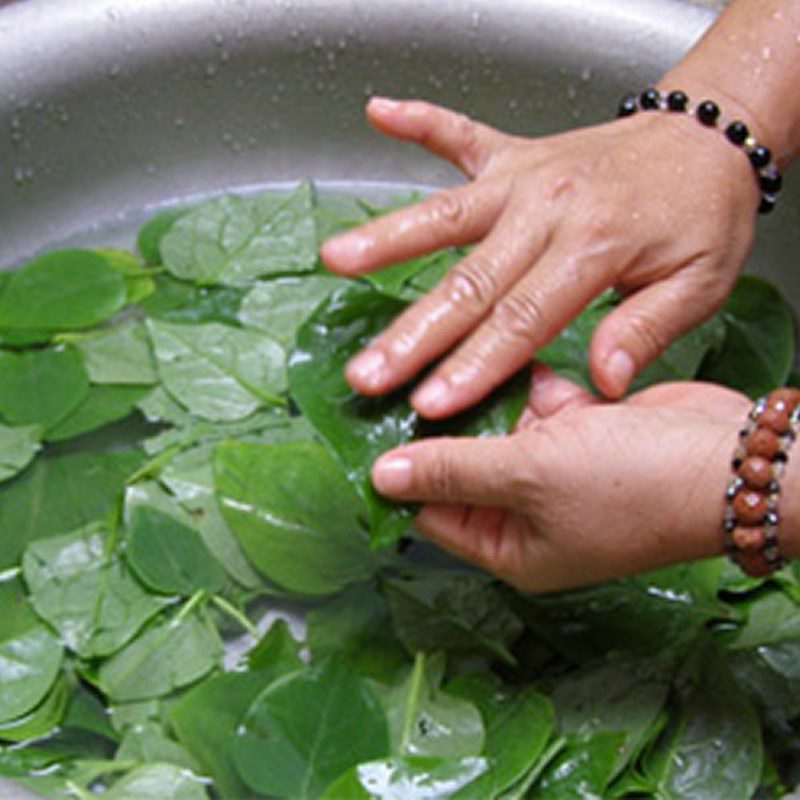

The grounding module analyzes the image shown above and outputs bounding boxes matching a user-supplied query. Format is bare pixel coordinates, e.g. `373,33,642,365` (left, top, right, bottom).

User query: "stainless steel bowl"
0,1,795,797
1,0,797,305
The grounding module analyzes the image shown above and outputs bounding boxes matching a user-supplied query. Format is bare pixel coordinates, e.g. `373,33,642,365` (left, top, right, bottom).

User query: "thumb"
589,267,729,399
371,436,520,508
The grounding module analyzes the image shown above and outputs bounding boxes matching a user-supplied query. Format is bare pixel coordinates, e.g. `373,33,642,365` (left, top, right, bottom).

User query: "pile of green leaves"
0,182,799,800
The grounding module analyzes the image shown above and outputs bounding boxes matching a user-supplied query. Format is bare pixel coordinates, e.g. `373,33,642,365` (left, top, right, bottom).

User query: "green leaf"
0,607,63,724
215,440,383,595
169,671,277,800
509,560,729,661
365,249,461,301
0,449,145,570
446,674,554,800
94,606,222,703
532,732,626,799
147,319,286,421
72,323,158,385
140,275,245,326
549,656,670,782
238,274,346,349
0,675,69,743
0,249,127,331
102,763,210,799
537,291,725,394
0,346,89,431
125,505,227,596
727,588,800,649
382,573,524,666
322,756,490,800
115,721,200,772
698,275,796,397
45,384,150,443
233,659,389,799
137,206,191,265
380,653,485,759
639,640,762,800
23,523,167,659
96,248,156,304
289,283,417,546
0,423,41,483
160,184,317,286
306,581,407,681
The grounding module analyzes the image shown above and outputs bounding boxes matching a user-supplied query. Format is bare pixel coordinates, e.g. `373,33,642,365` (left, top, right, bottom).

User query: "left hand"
371,368,750,593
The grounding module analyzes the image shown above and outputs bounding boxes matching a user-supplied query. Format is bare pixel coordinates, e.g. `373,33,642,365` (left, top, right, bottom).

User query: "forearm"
659,0,800,168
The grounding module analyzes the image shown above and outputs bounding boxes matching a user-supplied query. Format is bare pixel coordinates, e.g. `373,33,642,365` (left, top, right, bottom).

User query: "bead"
760,406,791,435
767,388,800,410
765,510,780,527
746,428,781,459
732,490,767,524
775,449,789,463
725,121,749,145
732,526,766,552
639,88,660,110
617,94,638,118
735,550,773,578
768,480,781,494
738,456,774,489
759,195,777,214
749,145,772,169
760,171,783,194
696,100,720,126
666,90,688,111
726,477,744,500
724,517,737,533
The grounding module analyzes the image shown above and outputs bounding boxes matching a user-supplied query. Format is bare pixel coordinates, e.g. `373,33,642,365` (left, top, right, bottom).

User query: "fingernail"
373,455,412,495
369,96,401,112
606,349,635,394
321,235,372,271
412,376,450,414
348,349,387,388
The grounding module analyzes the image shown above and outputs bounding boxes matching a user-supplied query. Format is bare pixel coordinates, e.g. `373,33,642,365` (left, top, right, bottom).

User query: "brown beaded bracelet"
723,387,800,577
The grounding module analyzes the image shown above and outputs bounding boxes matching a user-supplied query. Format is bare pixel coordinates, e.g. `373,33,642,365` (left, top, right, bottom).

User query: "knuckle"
626,311,669,357
424,450,459,498
442,258,499,317
429,189,471,234
490,287,552,343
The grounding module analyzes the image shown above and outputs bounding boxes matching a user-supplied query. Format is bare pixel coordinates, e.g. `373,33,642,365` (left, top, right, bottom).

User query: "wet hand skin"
371,371,753,593
321,97,757,419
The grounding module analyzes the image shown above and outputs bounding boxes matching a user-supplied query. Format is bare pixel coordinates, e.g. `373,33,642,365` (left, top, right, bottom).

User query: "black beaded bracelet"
617,87,782,214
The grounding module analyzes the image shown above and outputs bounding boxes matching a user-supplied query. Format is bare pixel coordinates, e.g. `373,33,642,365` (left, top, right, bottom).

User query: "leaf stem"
212,594,260,639
65,781,94,800
174,589,206,626
0,566,21,583
400,652,426,753
505,736,567,798
126,443,187,484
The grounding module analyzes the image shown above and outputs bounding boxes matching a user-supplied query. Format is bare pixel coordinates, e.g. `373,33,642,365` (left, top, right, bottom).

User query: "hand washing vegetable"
0,183,797,799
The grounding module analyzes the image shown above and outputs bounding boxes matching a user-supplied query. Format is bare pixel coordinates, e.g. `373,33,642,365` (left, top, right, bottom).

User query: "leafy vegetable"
147,319,286,421
233,659,389,798
0,249,127,331
0,184,796,800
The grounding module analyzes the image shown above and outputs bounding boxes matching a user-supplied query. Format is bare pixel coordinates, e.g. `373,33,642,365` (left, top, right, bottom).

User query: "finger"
526,363,597,420
411,239,614,419
365,97,504,178
588,262,731,399
321,178,507,276
346,204,548,395
371,437,520,508
414,503,519,574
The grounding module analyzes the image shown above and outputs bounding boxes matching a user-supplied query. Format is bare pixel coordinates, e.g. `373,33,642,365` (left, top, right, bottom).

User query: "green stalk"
400,652,427,753
212,595,260,639
126,443,187,485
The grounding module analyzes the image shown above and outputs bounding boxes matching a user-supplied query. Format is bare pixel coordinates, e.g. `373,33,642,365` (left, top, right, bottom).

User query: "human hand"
321,98,759,418
370,368,751,593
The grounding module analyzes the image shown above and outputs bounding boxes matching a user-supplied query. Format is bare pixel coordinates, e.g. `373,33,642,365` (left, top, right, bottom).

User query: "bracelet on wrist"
723,388,800,577
617,87,783,214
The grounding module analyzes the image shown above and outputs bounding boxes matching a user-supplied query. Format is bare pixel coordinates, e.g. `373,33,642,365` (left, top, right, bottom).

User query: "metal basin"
1,0,797,305
0,1,794,798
